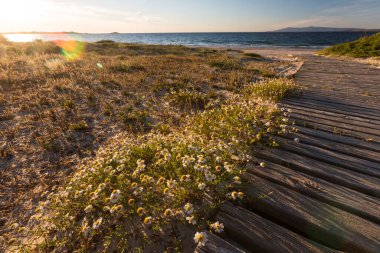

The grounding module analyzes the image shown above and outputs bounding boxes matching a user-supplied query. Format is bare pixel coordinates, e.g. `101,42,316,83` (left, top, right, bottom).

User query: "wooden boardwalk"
197,56,380,253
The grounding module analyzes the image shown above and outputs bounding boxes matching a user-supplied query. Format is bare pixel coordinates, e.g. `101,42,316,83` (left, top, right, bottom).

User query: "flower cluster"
7,86,288,251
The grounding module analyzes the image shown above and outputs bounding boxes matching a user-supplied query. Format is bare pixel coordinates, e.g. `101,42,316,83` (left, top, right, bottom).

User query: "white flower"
260,162,266,168
136,159,146,171
205,172,216,182
182,155,191,167
198,183,206,190
110,190,121,203
197,155,206,164
167,179,177,188
194,232,208,246
215,156,222,163
84,205,93,213
186,216,197,225
194,163,202,172
184,203,194,215
210,221,224,233
294,138,300,143
224,162,233,173
92,217,103,230
233,176,241,184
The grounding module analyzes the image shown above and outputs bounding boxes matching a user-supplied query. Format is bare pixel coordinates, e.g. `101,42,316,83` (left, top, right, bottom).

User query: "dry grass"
0,37,298,251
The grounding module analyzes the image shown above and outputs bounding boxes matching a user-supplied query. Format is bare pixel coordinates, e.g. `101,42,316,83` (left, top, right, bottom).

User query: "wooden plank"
195,232,246,253
284,100,380,122
274,137,380,178
300,93,380,111
296,126,380,152
288,113,380,136
285,99,380,120
283,132,380,163
245,162,380,224
217,203,340,253
281,103,380,126
242,174,380,253
291,118,380,143
253,147,380,197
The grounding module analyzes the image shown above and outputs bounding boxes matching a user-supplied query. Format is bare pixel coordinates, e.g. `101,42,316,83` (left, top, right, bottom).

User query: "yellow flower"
144,216,152,225
164,209,173,217
163,188,170,194
238,192,244,199
128,198,135,205
157,177,165,185
260,162,266,167
231,191,238,200
9,223,19,229
84,205,93,213
137,207,144,216
18,227,26,233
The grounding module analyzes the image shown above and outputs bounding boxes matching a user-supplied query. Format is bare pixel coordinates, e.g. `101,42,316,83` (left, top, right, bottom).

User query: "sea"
3,32,377,49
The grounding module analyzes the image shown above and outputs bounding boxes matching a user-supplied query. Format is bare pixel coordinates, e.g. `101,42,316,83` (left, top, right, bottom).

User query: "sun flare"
0,0,46,25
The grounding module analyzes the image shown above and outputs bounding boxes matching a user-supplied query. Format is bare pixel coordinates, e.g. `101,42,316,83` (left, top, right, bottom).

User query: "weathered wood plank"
217,203,340,253
284,100,380,122
242,174,380,253
283,132,380,163
282,105,380,129
245,162,380,224
285,99,380,119
296,126,380,152
273,137,380,177
195,232,247,253
289,113,380,137
281,103,380,126
253,147,380,197
292,118,380,143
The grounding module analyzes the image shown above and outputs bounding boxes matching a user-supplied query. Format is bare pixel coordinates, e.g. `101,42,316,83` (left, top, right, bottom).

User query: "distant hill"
272,26,380,32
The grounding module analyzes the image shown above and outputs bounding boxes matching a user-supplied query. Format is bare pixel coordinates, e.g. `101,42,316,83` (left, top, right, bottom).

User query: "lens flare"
53,34,85,60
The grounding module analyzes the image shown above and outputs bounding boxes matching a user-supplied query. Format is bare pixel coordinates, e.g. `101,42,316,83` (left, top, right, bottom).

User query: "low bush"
319,32,380,58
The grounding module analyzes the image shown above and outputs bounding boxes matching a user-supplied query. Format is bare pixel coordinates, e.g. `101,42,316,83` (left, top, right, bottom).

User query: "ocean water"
3,32,377,49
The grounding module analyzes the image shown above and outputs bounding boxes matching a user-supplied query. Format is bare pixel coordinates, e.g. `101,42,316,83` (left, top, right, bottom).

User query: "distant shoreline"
2,32,375,51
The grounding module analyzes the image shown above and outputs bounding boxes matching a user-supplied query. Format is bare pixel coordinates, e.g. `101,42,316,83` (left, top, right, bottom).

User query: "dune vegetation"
319,32,380,58
0,36,298,252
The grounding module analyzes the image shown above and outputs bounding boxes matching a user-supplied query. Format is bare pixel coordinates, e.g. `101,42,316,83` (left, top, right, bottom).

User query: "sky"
0,0,379,33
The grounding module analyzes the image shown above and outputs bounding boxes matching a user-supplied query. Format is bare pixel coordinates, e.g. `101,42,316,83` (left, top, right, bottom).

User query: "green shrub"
208,56,241,70
244,53,262,58
320,32,380,58
167,89,210,110
246,78,296,102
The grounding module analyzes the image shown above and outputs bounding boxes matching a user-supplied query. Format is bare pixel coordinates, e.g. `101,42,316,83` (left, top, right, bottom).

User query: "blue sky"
0,0,379,32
